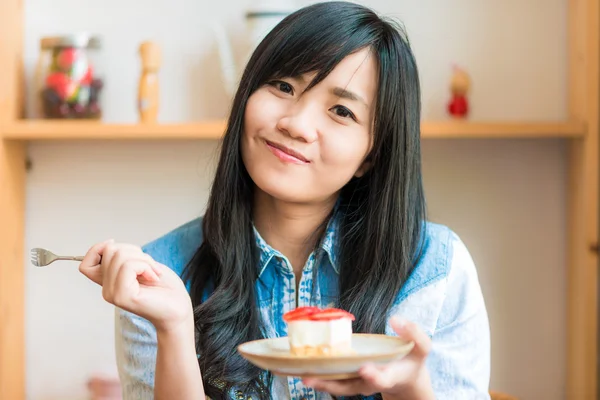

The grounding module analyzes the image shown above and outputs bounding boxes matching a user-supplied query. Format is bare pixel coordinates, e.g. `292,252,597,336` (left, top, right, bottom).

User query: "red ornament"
448,94,468,117
447,65,471,119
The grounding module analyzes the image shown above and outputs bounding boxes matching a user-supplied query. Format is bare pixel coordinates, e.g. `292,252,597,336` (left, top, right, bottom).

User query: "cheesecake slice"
283,306,355,356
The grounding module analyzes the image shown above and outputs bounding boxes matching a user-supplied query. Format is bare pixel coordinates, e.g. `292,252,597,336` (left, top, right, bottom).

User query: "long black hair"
183,2,426,399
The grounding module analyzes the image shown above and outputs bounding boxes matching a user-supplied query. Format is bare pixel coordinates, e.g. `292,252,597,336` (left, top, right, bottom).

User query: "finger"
78,239,114,285
114,244,162,276
140,268,160,283
303,378,374,396
150,261,172,276
105,244,158,284
109,244,162,278
100,242,122,300
148,258,163,276
103,245,159,300
134,252,160,282
359,363,402,392
390,316,431,360
107,258,159,309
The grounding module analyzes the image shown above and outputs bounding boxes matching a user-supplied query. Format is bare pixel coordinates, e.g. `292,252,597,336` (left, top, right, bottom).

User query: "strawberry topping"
283,306,355,322
308,308,355,321
283,306,320,322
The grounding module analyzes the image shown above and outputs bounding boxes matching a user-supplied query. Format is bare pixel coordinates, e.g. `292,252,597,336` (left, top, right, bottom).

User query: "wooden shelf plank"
1,120,227,140
422,121,586,138
0,119,587,140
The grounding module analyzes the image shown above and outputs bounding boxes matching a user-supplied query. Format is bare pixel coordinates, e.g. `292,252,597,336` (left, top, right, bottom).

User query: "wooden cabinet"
0,0,598,399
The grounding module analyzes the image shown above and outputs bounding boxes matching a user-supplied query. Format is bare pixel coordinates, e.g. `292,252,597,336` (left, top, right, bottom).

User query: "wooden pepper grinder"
138,41,161,123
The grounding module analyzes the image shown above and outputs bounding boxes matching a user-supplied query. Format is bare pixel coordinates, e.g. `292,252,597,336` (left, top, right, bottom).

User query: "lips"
265,140,310,164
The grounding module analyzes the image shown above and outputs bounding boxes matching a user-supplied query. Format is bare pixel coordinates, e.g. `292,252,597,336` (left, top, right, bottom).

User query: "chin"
254,176,315,203
243,149,342,204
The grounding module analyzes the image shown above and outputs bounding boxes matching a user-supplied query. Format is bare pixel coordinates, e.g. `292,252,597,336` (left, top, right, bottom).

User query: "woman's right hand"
78,239,193,334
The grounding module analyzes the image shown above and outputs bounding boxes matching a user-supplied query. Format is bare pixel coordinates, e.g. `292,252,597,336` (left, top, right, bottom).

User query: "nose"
276,107,318,143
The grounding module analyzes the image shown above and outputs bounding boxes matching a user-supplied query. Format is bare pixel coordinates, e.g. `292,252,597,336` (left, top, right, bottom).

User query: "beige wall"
23,0,568,399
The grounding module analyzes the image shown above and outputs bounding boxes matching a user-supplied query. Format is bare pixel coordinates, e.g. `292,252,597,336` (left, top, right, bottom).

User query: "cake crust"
289,342,354,357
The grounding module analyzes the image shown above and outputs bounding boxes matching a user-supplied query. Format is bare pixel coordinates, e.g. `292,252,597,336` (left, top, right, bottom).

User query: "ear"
354,158,372,178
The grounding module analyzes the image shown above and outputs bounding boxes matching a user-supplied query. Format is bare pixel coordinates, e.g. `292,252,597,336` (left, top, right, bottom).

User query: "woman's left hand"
303,317,435,400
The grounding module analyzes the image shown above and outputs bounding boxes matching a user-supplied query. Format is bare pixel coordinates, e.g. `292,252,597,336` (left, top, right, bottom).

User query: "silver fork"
30,248,84,267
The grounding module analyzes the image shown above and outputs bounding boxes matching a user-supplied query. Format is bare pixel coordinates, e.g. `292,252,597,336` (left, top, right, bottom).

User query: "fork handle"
59,256,85,262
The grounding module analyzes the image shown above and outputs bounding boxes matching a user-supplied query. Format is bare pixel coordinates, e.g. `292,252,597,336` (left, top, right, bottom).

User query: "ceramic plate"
237,334,414,380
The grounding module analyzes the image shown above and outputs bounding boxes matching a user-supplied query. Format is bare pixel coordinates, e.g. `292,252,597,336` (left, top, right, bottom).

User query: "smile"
265,140,310,164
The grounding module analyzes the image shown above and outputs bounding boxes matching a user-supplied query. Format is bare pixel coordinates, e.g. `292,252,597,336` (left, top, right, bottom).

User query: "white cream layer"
287,318,352,347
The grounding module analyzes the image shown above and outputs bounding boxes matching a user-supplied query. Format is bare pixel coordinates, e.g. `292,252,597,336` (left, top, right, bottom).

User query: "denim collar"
253,210,340,277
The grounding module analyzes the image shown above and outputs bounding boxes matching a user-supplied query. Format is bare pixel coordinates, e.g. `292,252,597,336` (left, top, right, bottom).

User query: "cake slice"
283,306,355,356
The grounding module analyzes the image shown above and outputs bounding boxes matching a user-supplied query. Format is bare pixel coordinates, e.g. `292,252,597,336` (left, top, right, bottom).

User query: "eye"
270,80,294,95
330,105,357,121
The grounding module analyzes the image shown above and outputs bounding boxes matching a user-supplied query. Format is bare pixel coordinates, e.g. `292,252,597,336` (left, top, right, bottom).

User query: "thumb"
79,239,114,285
390,316,431,361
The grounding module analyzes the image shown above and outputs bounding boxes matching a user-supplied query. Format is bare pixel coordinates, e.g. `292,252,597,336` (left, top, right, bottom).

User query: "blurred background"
9,0,580,398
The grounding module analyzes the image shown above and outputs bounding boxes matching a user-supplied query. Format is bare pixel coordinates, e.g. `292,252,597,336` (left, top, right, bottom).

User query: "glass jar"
35,34,103,119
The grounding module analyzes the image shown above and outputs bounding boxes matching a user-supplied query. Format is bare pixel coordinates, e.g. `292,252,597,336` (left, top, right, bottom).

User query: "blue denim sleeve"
426,233,491,399
114,307,157,399
113,218,202,399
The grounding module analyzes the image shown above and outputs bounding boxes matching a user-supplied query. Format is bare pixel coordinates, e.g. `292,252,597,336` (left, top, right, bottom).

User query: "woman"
79,2,491,399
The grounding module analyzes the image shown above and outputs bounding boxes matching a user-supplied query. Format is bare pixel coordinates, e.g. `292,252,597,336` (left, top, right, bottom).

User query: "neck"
253,188,337,276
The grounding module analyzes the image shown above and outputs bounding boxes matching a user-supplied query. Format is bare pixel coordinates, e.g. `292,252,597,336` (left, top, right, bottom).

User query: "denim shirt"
115,216,491,400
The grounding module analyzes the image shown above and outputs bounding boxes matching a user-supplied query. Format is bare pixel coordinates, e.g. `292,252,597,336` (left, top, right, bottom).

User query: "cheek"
241,93,268,162
244,94,263,138
241,91,285,183
244,89,284,137
320,132,371,173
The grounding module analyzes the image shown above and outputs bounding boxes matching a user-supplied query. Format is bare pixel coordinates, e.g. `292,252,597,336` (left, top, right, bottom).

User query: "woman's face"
241,48,377,204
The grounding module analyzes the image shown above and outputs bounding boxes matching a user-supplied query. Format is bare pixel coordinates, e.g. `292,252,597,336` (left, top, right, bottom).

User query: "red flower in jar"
81,65,94,85
39,34,103,119
56,48,78,71
45,71,77,100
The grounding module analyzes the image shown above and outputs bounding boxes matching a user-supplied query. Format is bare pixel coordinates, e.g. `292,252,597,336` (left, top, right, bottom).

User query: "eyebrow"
331,87,369,108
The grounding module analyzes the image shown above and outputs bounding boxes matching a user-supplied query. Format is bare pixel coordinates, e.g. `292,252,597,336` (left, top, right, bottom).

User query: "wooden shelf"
0,119,587,140
422,121,586,138
1,0,599,399
0,120,227,140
